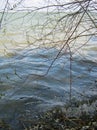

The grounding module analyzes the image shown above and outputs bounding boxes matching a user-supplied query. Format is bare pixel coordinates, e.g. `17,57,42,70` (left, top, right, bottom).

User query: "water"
0,12,97,129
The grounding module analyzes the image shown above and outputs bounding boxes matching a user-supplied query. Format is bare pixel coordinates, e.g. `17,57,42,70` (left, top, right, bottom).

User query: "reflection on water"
0,12,97,129
0,40,97,127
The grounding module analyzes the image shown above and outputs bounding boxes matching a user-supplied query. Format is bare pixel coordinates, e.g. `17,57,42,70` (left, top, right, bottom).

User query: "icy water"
0,12,97,129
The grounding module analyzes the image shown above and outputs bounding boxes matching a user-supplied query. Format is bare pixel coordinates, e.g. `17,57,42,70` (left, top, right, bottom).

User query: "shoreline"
0,98,97,130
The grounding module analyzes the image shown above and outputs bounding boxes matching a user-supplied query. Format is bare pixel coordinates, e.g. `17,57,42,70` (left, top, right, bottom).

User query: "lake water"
0,12,97,129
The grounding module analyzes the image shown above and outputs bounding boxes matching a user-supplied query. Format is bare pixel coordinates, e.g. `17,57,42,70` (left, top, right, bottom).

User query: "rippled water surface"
0,12,97,129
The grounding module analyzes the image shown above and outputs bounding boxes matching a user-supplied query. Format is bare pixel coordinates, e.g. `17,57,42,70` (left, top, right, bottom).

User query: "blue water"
0,45,97,107
0,12,97,129
0,42,97,129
